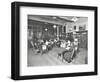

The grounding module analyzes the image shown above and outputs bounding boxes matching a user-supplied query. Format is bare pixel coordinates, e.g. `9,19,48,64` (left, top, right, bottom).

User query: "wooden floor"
27,47,88,67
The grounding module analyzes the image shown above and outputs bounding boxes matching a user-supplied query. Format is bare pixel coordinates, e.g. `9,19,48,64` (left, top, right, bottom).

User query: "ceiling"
28,15,87,25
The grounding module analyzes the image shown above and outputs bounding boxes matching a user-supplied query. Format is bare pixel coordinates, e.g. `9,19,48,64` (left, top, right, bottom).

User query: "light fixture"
53,25,56,29
72,17,78,22
45,28,48,31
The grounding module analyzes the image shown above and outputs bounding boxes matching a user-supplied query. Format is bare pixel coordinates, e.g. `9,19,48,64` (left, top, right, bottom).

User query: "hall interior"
27,15,88,66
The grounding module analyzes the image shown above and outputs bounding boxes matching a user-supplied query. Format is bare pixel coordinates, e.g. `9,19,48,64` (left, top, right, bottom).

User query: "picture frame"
11,1,98,80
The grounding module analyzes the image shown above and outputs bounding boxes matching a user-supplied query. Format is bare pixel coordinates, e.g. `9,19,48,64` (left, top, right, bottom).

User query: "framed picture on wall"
11,1,98,80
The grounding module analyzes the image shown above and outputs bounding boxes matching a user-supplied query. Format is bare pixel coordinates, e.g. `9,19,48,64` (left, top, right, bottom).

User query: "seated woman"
58,40,74,63
41,42,48,55
66,40,72,50
60,40,66,48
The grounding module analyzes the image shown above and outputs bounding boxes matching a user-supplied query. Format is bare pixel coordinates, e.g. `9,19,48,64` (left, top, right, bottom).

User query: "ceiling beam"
28,15,72,25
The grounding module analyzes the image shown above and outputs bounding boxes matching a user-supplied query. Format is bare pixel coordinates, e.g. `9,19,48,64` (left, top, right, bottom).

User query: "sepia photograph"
27,15,88,66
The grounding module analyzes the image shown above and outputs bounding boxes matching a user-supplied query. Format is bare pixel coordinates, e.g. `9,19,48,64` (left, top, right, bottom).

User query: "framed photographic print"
11,1,98,80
